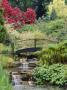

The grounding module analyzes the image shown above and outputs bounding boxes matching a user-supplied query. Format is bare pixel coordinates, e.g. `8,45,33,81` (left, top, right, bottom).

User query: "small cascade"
9,57,37,86
19,58,29,71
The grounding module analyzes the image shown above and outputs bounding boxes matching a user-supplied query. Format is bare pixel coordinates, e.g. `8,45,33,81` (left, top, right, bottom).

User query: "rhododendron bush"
1,0,36,28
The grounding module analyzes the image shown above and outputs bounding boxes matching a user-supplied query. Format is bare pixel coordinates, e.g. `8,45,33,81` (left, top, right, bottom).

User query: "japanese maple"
1,0,36,28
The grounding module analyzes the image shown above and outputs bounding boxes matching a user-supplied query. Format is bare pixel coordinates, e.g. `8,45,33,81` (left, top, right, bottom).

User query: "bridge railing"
13,38,58,51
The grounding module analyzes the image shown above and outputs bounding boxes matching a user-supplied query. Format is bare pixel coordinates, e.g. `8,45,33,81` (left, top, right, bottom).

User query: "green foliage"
17,25,35,33
50,8,57,20
33,64,67,86
0,25,7,42
17,18,66,41
48,0,67,18
0,64,12,90
36,40,67,65
0,8,7,43
9,0,32,11
0,8,4,25
43,0,52,14
37,18,64,32
9,0,51,15
65,0,67,4
0,43,13,66
35,18,67,41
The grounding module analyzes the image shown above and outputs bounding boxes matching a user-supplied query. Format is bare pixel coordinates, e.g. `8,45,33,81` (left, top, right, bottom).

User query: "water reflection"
13,85,67,90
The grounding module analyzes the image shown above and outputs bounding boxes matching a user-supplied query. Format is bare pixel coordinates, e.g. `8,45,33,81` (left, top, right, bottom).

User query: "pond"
13,85,67,90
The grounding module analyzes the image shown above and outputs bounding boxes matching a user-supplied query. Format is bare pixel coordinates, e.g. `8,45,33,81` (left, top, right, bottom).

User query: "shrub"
0,25,7,42
33,64,67,86
0,8,7,43
2,0,36,29
48,0,67,18
0,8,4,25
36,40,67,65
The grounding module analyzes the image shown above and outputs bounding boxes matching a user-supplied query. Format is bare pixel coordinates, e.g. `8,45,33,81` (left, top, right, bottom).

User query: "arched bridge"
11,38,58,55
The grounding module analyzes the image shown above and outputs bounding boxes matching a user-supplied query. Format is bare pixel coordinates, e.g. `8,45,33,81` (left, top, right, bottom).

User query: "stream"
8,61,67,90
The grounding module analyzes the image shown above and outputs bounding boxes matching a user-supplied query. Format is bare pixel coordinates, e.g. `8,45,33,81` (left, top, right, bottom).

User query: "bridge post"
34,39,37,48
11,42,14,58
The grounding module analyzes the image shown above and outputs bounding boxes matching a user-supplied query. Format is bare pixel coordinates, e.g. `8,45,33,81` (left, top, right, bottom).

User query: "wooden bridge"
11,38,58,55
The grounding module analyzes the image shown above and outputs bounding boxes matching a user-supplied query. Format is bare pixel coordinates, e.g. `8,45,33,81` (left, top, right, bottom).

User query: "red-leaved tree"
2,0,36,28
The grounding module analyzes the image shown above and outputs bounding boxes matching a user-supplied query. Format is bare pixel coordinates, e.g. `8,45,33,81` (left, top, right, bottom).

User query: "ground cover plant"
0,64,12,90
33,64,67,86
